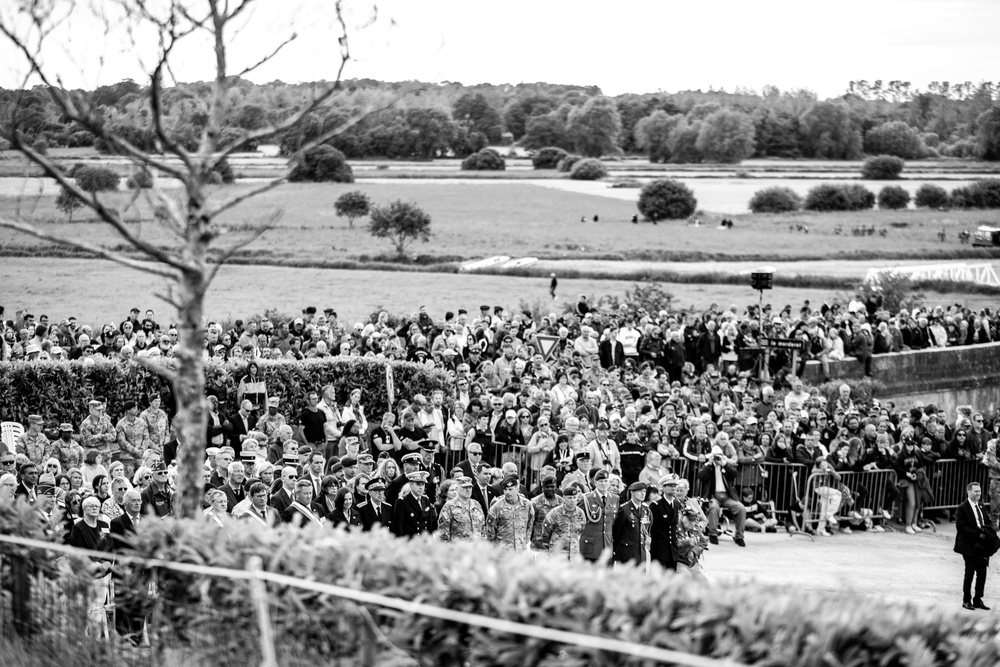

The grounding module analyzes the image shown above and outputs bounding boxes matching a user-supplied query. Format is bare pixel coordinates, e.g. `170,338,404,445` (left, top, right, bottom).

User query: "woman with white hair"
204,488,228,527
0,473,18,503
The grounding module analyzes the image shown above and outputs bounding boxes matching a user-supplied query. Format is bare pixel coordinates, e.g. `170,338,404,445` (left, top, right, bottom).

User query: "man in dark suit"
109,490,147,644
456,443,485,479
649,474,683,571
228,400,254,451
280,480,322,527
613,482,650,566
269,466,298,516
470,462,496,515
955,482,992,610
357,478,393,532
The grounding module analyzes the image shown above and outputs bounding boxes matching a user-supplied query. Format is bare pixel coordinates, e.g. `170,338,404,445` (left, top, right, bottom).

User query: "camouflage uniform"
256,413,287,445
141,407,169,454
16,432,50,467
485,495,536,552
530,493,562,549
541,504,586,560
50,439,85,470
80,414,117,456
437,498,485,542
116,417,150,478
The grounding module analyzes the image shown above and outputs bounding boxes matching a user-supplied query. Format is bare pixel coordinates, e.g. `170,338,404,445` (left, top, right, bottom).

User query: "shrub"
569,158,607,180
126,168,153,189
637,179,697,221
211,157,235,184
863,121,925,159
288,145,354,183
74,165,120,192
0,357,450,429
877,185,910,210
804,183,875,211
531,147,568,170
913,184,950,209
368,199,433,257
861,155,904,180
30,136,48,155
557,155,582,172
748,186,802,213
943,139,976,158
55,186,83,221
921,132,940,148
334,190,371,228
950,178,1000,209
461,148,505,171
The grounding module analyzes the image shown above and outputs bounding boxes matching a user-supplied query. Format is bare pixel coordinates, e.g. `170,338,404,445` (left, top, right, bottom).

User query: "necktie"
974,503,983,528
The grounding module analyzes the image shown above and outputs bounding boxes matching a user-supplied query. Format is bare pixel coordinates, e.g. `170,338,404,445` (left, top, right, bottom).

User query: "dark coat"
578,491,617,561
598,339,625,369
471,481,495,516
954,499,994,558
391,493,437,538
357,499,394,532
228,411,253,451
109,513,140,551
612,500,646,564
648,496,682,566
269,486,294,516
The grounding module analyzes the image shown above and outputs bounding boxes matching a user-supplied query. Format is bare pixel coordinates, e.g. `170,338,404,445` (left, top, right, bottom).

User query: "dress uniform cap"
401,452,422,464
365,478,387,491
628,481,647,493
659,473,681,487
593,470,609,481
407,470,429,483
574,451,591,461
418,440,437,451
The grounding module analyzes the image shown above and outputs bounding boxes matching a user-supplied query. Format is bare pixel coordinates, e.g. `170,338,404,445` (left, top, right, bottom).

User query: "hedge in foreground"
96,516,1000,667
0,357,450,427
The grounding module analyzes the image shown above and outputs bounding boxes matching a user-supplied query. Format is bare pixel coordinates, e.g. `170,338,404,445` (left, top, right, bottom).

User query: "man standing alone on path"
549,274,558,300
955,482,995,610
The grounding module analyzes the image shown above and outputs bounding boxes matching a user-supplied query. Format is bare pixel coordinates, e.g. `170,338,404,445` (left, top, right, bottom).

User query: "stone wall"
802,341,1000,416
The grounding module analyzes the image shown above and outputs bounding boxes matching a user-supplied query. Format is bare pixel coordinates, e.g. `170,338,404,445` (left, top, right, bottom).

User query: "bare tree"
0,0,402,516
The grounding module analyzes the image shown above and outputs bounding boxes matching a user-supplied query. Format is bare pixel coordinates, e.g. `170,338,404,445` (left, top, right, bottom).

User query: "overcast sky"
1,0,997,99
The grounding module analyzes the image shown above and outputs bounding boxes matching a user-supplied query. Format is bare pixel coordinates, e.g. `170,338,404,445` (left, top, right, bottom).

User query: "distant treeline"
1,78,998,163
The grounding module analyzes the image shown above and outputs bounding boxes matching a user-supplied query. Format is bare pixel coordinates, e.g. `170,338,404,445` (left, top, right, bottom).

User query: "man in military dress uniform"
418,440,445,504
485,475,535,551
391,470,437,538
613,481,651,566
560,451,593,492
438,476,485,541
386,453,422,507
541,484,586,560
578,469,617,563
649,473,683,571
357,478,393,532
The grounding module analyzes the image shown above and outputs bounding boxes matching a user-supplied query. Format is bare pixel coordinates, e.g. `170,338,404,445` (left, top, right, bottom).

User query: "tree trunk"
172,265,208,518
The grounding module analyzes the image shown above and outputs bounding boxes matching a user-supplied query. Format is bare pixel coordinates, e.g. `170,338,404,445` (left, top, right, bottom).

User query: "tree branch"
204,214,278,288
133,355,179,384
233,31,297,79
0,217,180,280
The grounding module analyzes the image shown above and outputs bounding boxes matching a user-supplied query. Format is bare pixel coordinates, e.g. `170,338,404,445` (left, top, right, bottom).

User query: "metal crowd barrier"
923,458,991,511
831,469,898,520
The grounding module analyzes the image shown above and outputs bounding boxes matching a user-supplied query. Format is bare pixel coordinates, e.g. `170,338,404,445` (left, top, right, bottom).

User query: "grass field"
1,180,999,265
2,257,993,326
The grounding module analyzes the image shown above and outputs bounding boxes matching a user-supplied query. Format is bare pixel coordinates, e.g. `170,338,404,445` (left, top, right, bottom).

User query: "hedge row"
0,357,451,428
79,515,1000,666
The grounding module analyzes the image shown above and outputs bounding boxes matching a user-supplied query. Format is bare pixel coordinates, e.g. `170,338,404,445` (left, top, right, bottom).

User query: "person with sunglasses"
269,466,299,516
139,462,173,518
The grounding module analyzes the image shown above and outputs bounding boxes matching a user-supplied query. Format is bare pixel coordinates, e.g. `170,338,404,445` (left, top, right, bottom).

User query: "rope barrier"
0,532,743,667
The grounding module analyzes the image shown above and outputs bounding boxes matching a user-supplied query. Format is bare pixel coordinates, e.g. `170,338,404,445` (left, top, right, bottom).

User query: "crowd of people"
1,295,999,638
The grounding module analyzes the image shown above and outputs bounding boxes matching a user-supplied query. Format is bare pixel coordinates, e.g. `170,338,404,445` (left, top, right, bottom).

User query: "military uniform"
560,468,590,492
256,412,287,445
140,407,169,454
649,495,683,571
530,493,562,549
16,431,50,467
116,416,150,478
485,495,535,551
80,413,117,456
391,493,437,537
438,498,485,541
612,499,650,565
578,491,617,561
541,504,586,559
357,499,393,532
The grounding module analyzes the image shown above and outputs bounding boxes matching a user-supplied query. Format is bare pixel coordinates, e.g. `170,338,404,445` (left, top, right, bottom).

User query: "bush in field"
942,139,977,158
74,166,120,192
334,190,372,228
877,185,911,210
31,137,49,156
368,199,432,257
637,179,697,221
531,147,568,170
126,169,153,189
951,179,1000,209
914,184,950,209
557,155,582,173
861,155,904,180
461,148,505,171
55,186,83,221
288,145,354,183
569,158,607,180
748,186,802,213
804,183,875,211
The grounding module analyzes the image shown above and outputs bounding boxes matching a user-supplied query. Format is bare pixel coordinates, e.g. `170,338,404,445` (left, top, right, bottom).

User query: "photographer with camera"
698,432,747,547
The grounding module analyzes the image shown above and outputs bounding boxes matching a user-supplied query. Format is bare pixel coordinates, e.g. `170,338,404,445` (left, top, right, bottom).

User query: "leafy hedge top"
0,357,451,427
110,516,1000,667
